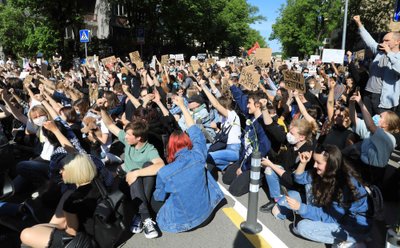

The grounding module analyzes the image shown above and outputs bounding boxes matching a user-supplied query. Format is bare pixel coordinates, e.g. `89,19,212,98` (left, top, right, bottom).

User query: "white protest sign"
322,49,345,64
310,55,320,62
216,60,226,68
175,54,184,61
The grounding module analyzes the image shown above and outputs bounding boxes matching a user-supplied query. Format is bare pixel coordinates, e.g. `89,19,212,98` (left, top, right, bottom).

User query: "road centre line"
218,182,288,248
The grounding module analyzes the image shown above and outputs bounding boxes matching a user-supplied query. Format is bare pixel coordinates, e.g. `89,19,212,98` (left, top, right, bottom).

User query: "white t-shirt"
221,110,241,144
100,119,112,153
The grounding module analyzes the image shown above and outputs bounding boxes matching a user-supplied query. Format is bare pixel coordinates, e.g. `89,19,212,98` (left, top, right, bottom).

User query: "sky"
248,0,286,52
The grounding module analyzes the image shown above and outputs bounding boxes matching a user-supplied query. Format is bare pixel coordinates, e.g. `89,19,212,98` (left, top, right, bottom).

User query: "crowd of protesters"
0,15,399,247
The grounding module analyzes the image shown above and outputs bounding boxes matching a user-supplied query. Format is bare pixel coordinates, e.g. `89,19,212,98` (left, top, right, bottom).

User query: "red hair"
167,130,192,163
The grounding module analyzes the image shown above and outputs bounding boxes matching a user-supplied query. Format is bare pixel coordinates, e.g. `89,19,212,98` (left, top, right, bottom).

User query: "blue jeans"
264,166,283,199
207,143,241,171
276,190,368,244
0,201,19,216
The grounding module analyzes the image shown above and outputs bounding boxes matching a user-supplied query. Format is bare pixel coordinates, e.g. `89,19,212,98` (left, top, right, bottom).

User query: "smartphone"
147,86,153,94
355,86,360,94
167,97,172,105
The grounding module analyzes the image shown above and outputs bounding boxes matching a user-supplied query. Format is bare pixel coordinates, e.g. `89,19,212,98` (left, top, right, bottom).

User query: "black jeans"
363,91,382,116
129,162,155,219
222,162,250,197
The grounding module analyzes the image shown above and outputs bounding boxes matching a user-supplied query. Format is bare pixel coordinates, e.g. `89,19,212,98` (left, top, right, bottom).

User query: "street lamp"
341,0,349,50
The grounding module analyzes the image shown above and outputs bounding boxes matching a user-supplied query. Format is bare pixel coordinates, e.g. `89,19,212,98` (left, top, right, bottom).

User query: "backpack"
88,178,128,248
365,185,384,221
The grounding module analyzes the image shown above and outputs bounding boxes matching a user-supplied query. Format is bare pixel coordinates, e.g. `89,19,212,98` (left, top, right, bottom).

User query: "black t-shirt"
321,125,355,150
63,183,99,232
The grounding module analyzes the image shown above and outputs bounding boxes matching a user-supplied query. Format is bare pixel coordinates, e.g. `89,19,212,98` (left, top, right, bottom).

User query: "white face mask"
286,132,298,145
33,116,48,127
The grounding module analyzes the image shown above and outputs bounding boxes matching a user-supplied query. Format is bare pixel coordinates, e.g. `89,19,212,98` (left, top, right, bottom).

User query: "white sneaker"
143,218,159,239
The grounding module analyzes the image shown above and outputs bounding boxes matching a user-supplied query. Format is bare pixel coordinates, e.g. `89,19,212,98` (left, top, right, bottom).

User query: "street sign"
79,29,90,43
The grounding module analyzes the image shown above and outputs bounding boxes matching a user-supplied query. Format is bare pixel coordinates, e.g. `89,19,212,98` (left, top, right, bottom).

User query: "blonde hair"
291,119,313,143
383,111,400,134
62,154,97,185
29,105,50,120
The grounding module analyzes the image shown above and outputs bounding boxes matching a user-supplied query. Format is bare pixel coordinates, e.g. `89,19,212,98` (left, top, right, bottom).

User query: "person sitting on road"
274,144,370,247
154,96,224,233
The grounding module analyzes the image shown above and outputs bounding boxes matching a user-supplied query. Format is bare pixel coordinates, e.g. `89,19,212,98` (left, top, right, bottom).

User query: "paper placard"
197,53,207,60
134,61,144,69
321,49,345,64
101,56,117,66
85,56,96,67
191,60,200,72
283,70,306,93
355,49,365,61
129,51,141,63
161,55,169,66
238,65,259,91
310,55,320,62
175,54,184,61
169,54,176,60
254,48,272,67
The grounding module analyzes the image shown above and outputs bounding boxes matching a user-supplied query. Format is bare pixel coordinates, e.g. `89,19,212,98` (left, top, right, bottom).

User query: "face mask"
117,95,124,102
372,114,380,126
211,79,216,84
286,132,298,145
33,116,48,127
76,111,81,116
309,83,315,89
303,73,309,78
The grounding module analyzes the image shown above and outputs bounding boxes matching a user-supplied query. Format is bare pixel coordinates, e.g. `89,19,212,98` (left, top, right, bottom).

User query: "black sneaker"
142,218,159,239
259,201,275,213
20,199,40,223
130,214,143,234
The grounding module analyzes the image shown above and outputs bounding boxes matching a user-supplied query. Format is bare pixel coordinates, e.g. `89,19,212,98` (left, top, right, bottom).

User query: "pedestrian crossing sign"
79,29,90,43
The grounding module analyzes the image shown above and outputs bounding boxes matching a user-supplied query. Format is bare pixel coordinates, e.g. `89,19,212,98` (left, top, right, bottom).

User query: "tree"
270,0,342,58
0,1,60,58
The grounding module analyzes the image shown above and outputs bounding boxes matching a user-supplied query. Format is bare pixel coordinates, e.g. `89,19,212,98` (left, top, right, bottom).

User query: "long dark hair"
311,144,363,207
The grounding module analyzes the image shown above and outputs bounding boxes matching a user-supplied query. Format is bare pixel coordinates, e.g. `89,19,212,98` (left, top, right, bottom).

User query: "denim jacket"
154,125,224,232
230,85,271,171
294,171,370,234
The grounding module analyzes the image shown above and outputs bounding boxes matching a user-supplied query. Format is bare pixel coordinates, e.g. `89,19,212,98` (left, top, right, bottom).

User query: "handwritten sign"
161,55,169,66
129,51,141,63
355,49,365,61
238,65,259,91
321,49,345,64
86,56,96,67
191,60,200,72
310,55,320,62
283,70,305,93
101,56,117,66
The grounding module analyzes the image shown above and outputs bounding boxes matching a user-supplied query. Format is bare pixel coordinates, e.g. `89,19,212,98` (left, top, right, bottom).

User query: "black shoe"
259,201,275,213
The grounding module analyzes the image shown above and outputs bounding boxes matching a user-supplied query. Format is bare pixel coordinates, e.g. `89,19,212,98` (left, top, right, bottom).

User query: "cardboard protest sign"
238,65,260,91
197,53,207,61
191,60,200,72
321,49,345,64
254,48,272,67
86,56,96,67
175,54,184,61
283,70,306,93
161,55,169,66
355,49,365,61
101,56,117,66
129,51,141,63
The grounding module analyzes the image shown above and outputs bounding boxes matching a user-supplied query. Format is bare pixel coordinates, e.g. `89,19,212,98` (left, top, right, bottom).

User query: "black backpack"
89,178,128,248
365,185,384,221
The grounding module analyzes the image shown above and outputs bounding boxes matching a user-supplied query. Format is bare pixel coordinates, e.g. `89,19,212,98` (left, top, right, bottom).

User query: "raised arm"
293,90,316,123
327,79,336,121
43,120,75,153
0,89,28,124
153,88,170,116
100,106,121,136
199,80,229,117
122,84,141,108
350,91,377,133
